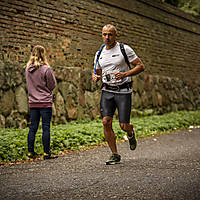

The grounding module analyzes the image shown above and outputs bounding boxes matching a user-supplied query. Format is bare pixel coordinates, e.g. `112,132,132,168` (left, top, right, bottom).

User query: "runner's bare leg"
103,116,118,154
120,123,134,136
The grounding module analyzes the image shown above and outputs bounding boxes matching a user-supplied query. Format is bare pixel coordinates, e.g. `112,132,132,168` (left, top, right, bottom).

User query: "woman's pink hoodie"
25,64,56,108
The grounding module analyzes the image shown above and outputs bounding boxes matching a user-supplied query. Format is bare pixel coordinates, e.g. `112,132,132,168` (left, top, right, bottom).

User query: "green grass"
0,110,200,164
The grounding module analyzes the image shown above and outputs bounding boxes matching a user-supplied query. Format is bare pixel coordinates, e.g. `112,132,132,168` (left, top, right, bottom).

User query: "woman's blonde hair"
26,45,49,69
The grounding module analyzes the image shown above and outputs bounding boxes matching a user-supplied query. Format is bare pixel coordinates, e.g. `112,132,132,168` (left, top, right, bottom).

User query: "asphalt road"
0,128,200,200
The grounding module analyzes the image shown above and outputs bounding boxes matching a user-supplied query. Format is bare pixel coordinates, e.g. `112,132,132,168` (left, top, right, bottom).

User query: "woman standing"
25,45,57,160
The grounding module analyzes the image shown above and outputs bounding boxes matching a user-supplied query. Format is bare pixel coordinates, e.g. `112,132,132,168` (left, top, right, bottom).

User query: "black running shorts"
100,90,132,123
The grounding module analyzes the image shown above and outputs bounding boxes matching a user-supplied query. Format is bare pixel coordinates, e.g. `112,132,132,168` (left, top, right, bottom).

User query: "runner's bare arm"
115,58,145,80
92,69,102,82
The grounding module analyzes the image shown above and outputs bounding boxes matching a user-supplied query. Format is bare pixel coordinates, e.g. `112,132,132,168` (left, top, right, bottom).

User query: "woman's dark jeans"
28,108,52,154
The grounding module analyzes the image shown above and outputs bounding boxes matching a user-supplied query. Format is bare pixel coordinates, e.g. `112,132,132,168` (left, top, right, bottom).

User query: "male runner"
92,24,145,165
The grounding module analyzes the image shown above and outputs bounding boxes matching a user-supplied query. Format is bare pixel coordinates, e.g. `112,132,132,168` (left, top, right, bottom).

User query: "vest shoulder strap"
94,43,105,74
119,43,131,69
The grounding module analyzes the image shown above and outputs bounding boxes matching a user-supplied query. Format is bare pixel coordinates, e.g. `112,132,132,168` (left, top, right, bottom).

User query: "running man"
92,24,145,165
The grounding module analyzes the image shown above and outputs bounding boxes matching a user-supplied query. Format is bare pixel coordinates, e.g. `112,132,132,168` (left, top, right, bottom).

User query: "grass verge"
0,110,200,165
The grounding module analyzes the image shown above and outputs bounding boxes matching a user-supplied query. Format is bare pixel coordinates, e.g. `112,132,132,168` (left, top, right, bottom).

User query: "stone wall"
0,0,200,128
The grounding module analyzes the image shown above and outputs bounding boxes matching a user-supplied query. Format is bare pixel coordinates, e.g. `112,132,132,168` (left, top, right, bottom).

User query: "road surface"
0,128,200,200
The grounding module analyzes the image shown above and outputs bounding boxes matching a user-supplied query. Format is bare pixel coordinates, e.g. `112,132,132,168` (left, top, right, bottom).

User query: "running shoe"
128,129,137,150
106,154,121,165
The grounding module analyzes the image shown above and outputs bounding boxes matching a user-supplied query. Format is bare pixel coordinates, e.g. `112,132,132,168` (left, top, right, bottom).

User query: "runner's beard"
105,40,115,48
105,39,110,45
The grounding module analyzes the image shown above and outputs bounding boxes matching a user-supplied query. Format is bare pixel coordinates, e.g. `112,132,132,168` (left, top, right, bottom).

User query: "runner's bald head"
102,24,117,35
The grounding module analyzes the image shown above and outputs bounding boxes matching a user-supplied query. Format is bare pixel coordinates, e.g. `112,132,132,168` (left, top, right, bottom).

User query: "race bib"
103,69,121,84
